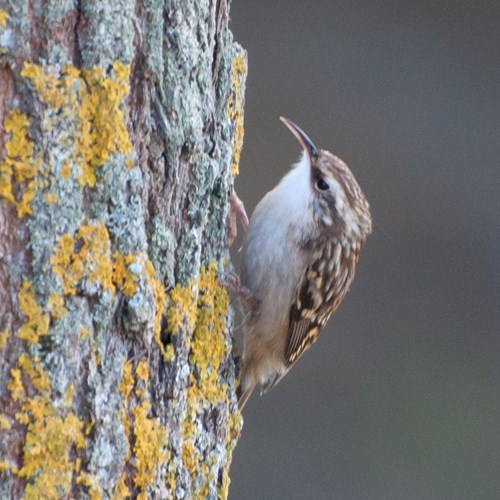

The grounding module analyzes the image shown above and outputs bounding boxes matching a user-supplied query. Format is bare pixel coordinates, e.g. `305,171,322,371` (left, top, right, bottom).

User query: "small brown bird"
235,117,372,409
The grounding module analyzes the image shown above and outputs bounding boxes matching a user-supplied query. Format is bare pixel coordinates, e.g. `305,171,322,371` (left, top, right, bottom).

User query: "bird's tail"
236,366,256,410
237,384,254,410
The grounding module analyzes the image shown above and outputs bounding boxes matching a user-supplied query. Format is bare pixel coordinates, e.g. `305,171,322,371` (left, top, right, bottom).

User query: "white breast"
241,153,315,343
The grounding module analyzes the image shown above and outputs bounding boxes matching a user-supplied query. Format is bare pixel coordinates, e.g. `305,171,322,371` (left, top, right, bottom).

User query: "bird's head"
280,117,372,243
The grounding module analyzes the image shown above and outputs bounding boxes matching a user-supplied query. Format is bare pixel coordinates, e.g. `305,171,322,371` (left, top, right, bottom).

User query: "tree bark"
0,0,246,498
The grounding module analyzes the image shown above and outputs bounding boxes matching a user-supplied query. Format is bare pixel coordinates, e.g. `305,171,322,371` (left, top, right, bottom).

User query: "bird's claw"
228,192,249,246
223,271,259,313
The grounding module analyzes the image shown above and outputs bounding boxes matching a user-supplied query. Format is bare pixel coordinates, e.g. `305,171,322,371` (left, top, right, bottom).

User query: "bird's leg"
228,191,249,246
223,271,259,314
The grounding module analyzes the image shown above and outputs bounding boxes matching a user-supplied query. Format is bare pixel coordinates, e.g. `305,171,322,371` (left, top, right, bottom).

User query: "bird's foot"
223,272,259,313
228,191,249,246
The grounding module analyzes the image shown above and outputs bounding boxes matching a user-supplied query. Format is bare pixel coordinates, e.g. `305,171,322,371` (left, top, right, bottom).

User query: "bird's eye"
316,178,329,191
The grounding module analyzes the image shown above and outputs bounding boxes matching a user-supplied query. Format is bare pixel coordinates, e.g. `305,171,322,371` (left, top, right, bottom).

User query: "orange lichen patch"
132,400,168,499
227,51,247,177
0,329,9,349
112,252,138,297
47,292,68,319
20,61,132,188
17,281,50,345
0,109,41,217
51,223,115,295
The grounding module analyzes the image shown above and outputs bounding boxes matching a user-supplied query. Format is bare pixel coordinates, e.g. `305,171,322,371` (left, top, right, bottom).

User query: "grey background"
228,1,500,499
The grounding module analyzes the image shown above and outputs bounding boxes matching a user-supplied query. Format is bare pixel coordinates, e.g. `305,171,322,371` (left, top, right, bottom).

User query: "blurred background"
228,1,500,499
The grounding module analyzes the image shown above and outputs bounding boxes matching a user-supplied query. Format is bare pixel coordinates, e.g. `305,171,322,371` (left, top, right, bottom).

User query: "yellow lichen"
47,292,68,319
0,329,9,349
0,460,9,472
0,109,40,217
0,415,11,430
136,361,149,383
113,473,131,499
119,361,134,404
76,471,103,500
44,192,58,204
218,411,242,499
17,403,86,499
60,161,72,179
143,257,168,359
17,281,50,345
20,61,133,188
51,223,115,295
78,326,90,339
0,9,8,27
176,263,233,497
167,281,197,336
163,344,175,363
9,354,87,499
7,368,24,400
65,384,75,406
132,400,168,499
119,360,170,497
182,441,198,476
18,354,51,393
118,361,133,489
113,252,138,297
189,263,230,402
227,52,247,177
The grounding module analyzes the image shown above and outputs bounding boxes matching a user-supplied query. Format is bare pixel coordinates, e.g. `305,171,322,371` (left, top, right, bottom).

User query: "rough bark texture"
0,1,246,498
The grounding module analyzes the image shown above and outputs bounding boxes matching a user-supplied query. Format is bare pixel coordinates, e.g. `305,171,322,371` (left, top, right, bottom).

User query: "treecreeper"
228,117,372,409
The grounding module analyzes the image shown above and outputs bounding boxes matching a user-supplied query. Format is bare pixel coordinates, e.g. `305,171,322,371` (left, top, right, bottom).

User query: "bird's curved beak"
280,116,319,160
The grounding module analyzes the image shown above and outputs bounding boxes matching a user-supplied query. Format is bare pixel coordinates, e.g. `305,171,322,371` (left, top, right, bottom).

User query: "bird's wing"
261,263,337,393
284,265,332,367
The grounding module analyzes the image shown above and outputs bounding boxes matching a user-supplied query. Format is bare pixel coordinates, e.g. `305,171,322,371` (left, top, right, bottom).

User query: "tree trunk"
0,0,246,498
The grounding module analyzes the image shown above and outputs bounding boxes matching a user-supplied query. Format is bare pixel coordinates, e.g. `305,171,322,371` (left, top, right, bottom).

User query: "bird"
233,117,372,409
